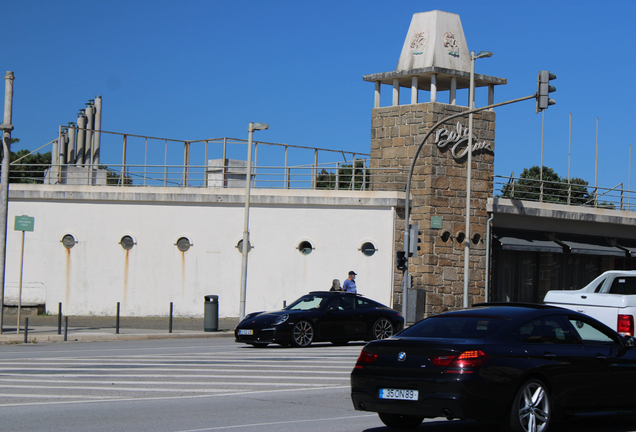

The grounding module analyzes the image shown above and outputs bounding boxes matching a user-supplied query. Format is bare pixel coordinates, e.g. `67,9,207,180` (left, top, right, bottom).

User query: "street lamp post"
463,51,492,308
239,122,268,321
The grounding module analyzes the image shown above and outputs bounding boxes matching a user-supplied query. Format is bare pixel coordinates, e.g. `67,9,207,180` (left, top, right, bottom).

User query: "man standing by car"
343,271,357,293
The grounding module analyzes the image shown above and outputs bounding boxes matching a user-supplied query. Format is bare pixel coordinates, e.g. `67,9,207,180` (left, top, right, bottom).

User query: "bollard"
169,302,173,333
57,302,62,335
64,316,68,341
24,318,28,343
283,300,287,308
116,302,120,334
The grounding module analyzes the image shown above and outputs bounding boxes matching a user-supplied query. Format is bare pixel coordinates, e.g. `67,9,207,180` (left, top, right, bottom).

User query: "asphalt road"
0,338,635,432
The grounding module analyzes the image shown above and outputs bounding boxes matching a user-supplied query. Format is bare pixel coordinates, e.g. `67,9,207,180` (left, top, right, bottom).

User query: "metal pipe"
76,110,87,166
204,140,208,188
595,117,599,206
67,124,76,165
85,101,95,166
485,213,494,302
64,316,68,341
463,51,476,309
240,122,268,320
169,302,173,333
58,302,62,335
222,137,227,187
116,302,120,334
121,135,127,186
0,71,15,334
93,96,102,165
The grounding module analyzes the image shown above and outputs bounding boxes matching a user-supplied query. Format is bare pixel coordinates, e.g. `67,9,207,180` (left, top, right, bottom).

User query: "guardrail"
495,174,634,211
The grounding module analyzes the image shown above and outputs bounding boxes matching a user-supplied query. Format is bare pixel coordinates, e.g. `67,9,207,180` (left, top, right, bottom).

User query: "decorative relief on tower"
434,121,493,160
410,32,426,55
443,32,459,58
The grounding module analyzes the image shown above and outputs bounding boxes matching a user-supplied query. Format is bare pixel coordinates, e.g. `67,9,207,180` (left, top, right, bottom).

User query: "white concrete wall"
5,185,402,318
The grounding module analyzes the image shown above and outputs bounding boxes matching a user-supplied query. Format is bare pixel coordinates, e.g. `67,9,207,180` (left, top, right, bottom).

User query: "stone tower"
364,11,507,322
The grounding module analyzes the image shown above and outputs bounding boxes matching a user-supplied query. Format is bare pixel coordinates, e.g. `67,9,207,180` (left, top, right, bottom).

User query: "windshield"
285,294,330,311
399,315,506,339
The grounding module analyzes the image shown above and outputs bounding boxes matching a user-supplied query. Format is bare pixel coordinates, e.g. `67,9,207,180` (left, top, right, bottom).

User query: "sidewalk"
0,315,240,344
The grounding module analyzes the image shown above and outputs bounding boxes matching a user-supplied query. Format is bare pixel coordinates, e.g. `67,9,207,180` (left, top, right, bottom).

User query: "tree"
501,165,593,205
316,161,370,190
5,139,52,184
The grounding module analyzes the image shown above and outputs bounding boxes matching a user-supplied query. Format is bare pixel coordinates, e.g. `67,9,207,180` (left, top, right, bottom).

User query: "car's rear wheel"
378,413,423,430
291,320,314,347
373,317,394,340
510,379,551,432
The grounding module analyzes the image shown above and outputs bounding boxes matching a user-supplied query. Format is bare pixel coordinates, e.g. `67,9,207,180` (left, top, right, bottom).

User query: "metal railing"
495,174,634,211
7,127,410,191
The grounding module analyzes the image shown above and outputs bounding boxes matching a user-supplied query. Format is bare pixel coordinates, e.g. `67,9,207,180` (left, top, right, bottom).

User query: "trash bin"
204,295,219,332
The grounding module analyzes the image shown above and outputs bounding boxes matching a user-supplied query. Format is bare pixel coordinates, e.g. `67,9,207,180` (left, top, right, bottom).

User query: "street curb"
0,331,235,344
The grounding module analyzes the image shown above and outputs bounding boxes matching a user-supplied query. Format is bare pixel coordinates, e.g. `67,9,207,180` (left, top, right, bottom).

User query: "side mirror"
625,336,636,347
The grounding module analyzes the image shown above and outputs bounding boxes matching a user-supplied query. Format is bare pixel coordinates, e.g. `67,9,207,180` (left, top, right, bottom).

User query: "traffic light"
408,223,422,257
536,70,556,113
396,250,407,271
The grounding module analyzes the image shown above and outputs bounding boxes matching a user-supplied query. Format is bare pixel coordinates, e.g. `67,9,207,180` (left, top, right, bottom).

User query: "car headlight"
273,314,289,326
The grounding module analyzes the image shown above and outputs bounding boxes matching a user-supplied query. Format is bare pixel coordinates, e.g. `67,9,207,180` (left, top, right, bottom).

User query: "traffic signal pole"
401,93,537,323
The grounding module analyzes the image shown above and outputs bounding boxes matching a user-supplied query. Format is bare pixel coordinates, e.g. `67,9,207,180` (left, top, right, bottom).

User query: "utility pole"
0,71,15,334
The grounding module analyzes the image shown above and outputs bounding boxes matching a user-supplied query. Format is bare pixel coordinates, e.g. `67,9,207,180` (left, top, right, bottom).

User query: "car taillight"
354,350,379,369
430,350,489,373
618,314,634,337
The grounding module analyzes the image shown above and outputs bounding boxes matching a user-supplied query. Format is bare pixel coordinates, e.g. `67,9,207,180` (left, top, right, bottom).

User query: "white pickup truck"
543,270,636,336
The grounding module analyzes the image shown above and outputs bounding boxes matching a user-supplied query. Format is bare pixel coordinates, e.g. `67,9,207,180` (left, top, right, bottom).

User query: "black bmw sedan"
350,303,636,432
235,292,404,348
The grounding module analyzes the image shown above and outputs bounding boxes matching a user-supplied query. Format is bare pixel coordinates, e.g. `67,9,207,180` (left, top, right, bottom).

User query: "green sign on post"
14,215,34,232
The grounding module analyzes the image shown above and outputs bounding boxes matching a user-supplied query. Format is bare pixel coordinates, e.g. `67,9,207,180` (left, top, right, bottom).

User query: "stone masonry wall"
370,102,495,320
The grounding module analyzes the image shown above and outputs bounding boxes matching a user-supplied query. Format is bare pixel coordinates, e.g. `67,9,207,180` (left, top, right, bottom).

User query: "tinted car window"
328,296,354,311
609,277,636,295
568,318,617,345
399,316,506,339
517,317,577,344
286,295,328,311
356,298,376,309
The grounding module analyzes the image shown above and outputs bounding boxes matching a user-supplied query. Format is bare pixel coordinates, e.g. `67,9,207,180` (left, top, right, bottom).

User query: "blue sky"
4,0,636,191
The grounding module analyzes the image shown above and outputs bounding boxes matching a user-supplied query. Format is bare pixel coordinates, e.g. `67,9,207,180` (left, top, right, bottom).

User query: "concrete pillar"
450,77,457,105
411,76,418,104
488,85,495,110
392,79,399,106
430,74,437,103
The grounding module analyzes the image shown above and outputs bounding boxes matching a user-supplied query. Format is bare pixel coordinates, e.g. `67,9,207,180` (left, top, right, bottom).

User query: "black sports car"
234,292,404,347
351,303,636,432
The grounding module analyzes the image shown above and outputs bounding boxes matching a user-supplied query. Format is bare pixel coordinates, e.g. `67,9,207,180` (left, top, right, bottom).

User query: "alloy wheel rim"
518,382,549,432
374,319,393,339
293,322,313,346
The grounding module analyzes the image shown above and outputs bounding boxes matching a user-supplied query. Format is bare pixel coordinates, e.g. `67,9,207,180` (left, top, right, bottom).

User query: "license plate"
379,388,418,401
238,329,253,335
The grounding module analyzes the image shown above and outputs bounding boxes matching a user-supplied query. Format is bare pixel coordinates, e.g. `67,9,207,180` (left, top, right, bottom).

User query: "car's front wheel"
378,413,423,430
509,379,551,432
373,317,394,340
290,320,314,347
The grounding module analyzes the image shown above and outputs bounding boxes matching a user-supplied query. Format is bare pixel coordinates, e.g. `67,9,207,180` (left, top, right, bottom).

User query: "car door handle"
595,354,608,360
543,352,556,359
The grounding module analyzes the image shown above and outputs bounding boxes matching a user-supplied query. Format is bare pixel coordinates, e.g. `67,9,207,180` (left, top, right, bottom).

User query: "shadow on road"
362,416,636,432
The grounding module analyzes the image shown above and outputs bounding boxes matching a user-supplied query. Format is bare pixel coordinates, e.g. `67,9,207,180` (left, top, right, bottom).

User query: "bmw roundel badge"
398,352,407,362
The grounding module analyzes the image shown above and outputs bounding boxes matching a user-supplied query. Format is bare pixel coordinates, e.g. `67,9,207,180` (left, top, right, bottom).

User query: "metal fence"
495,174,634,211
8,127,408,191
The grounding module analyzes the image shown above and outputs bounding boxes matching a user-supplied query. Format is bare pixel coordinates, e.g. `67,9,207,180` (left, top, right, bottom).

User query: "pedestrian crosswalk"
0,340,364,407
